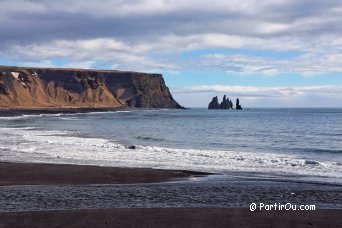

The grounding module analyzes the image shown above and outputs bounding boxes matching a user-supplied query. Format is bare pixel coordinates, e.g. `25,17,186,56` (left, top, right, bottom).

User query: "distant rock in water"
236,98,243,110
208,96,220,109
208,95,242,110
220,95,233,109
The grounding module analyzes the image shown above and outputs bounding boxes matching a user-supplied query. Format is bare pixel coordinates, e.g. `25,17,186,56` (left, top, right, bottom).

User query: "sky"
0,0,342,107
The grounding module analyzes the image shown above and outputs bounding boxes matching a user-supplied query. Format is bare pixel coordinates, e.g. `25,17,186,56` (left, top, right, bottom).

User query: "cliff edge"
0,66,183,109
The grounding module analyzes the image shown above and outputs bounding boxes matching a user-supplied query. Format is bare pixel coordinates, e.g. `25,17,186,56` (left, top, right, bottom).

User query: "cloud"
174,85,342,98
2,34,342,74
0,0,341,74
171,85,342,107
198,51,342,75
1,0,340,41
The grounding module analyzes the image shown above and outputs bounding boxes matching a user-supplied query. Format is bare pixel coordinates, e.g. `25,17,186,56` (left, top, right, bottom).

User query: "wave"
116,110,134,113
1,127,341,184
141,109,169,112
0,114,38,120
0,113,78,120
0,109,167,120
301,148,342,154
76,111,117,115
136,136,164,141
0,109,136,120
56,117,78,120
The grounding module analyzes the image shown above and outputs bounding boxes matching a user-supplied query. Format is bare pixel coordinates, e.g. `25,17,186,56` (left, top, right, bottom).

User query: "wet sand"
0,208,341,228
0,162,209,186
0,162,341,227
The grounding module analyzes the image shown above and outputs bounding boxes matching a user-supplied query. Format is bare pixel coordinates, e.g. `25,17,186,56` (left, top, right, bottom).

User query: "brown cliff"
0,66,183,109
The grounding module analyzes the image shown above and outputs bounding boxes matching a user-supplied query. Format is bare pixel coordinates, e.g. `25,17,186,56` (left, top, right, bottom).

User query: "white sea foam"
0,127,341,183
56,117,78,120
0,110,137,120
116,110,134,113
0,113,77,120
77,111,116,115
0,115,32,120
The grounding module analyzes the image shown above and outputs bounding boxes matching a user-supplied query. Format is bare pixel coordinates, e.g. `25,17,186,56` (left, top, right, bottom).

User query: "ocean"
0,108,341,185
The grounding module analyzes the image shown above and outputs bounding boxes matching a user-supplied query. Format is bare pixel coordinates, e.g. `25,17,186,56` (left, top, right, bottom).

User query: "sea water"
0,108,341,184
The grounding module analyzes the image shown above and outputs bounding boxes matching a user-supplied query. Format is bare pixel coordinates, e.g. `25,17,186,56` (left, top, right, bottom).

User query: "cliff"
0,66,183,109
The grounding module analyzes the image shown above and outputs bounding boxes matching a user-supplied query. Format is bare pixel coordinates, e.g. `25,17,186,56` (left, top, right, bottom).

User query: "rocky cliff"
0,66,183,109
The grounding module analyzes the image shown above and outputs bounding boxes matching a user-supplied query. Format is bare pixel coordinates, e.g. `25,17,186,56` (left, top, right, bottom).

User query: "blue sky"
0,0,341,107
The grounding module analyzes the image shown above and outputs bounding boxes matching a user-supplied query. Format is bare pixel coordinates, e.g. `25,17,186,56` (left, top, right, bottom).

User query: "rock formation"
220,95,233,109
0,65,183,109
236,98,242,110
208,96,220,109
208,95,242,110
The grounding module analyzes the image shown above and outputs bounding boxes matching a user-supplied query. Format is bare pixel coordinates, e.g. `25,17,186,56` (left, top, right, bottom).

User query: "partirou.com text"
250,203,316,211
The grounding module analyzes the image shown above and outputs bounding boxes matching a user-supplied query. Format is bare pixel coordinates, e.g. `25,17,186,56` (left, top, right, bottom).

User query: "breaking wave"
0,126,341,184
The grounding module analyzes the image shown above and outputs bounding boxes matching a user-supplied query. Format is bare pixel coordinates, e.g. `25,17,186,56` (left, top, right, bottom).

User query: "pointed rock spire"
236,98,242,110
208,96,220,109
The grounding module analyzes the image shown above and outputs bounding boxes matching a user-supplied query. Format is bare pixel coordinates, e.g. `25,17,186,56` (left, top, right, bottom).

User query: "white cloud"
172,85,342,107
174,85,342,98
3,33,342,74
0,0,341,75
0,1,341,109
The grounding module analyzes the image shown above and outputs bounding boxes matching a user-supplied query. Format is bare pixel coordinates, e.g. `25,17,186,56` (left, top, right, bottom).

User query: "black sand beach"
0,161,209,186
0,161,341,227
1,208,341,228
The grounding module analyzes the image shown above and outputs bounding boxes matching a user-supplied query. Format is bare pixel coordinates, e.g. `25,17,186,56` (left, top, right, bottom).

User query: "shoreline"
0,107,133,117
0,161,211,186
0,107,186,118
1,161,341,227
0,208,341,228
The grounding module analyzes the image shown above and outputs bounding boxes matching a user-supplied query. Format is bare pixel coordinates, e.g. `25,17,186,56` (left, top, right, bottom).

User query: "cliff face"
0,66,182,109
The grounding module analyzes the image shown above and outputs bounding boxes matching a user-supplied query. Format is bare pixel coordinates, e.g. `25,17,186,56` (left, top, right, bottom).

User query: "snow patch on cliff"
11,72,20,79
11,72,28,88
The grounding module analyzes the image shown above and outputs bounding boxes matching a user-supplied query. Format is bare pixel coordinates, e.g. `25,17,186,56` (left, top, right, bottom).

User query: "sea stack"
236,98,242,110
220,95,233,109
208,96,220,109
208,95,242,110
